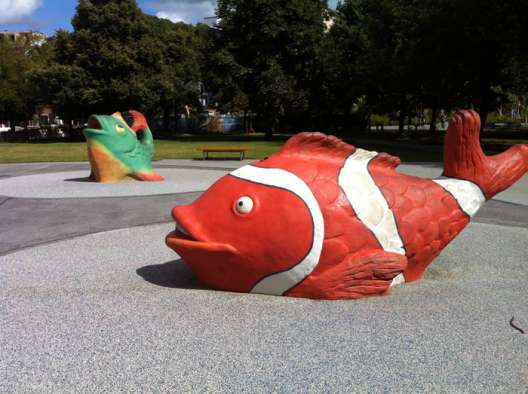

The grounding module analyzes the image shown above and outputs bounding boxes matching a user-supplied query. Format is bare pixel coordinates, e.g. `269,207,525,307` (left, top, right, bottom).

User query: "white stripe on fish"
230,165,325,296
338,149,406,256
434,177,486,217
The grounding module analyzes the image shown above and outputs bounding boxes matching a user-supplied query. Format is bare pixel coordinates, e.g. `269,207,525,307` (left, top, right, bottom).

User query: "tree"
31,31,89,129
321,2,372,132
330,0,427,133
457,0,525,127
216,0,329,136
141,17,206,131
65,0,152,113
0,36,53,131
332,0,528,132
35,0,206,133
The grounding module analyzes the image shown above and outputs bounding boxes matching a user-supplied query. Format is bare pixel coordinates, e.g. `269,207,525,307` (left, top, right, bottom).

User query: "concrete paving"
1,222,527,392
0,160,526,392
0,168,227,198
0,192,200,256
0,193,525,257
1,161,525,256
0,159,247,178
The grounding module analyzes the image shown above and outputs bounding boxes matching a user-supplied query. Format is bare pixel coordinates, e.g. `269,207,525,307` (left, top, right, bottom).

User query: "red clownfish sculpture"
166,110,527,300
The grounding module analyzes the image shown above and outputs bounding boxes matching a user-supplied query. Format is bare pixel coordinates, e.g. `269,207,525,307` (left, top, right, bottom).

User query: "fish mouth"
83,116,104,137
165,219,238,255
87,116,102,130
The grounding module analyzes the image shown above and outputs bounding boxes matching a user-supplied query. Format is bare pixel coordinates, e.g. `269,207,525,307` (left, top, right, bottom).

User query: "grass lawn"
1,135,524,164
0,140,285,163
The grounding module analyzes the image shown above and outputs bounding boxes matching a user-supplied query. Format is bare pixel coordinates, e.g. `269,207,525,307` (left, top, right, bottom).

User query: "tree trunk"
398,108,406,135
173,102,179,134
162,106,170,135
243,110,248,133
478,85,492,132
266,116,277,140
478,104,490,134
429,107,438,134
9,116,16,133
67,119,74,141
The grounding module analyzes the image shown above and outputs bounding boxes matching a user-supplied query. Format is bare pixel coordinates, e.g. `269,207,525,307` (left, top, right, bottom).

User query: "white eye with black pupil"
235,196,254,214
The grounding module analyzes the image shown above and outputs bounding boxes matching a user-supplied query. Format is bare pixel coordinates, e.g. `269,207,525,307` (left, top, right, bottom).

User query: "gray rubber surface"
0,194,525,257
1,222,527,392
0,192,200,256
0,160,526,392
0,163,525,256
0,160,247,178
0,168,227,198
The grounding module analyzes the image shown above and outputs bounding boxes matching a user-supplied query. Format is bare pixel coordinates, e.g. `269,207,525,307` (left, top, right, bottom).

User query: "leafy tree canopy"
215,0,329,134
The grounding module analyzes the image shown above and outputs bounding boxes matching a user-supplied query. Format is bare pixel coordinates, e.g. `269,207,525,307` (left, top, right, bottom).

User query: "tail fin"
443,110,528,200
128,110,150,133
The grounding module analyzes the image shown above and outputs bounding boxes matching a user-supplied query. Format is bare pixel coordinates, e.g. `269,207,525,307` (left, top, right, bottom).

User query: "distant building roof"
203,16,220,28
0,31,47,46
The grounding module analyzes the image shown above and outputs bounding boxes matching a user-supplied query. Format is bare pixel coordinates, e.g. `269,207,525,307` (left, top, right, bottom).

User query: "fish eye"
115,124,125,133
235,196,254,214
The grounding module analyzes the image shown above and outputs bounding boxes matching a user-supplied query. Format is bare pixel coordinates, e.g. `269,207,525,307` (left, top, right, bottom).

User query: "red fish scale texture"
258,154,397,298
370,166,469,281
258,155,384,269
258,142,472,296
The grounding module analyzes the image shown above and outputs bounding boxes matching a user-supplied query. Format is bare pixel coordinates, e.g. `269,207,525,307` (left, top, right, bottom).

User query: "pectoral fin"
132,171,165,182
287,250,407,300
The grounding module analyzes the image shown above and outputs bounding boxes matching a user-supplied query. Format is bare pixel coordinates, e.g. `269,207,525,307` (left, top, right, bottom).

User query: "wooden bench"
199,147,249,160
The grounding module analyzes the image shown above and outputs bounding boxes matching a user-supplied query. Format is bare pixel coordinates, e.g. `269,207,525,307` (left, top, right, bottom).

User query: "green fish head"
83,113,137,153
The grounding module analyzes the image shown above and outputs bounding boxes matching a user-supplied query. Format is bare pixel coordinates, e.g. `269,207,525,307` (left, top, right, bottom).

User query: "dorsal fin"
277,132,356,159
112,112,125,122
371,152,401,169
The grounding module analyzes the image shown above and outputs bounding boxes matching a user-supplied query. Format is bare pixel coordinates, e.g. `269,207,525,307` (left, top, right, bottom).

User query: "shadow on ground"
136,259,202,289
64,177,92,183
192,158,246,161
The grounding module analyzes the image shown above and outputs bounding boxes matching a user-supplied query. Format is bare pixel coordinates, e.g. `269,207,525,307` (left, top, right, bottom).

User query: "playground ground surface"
0,159,526,392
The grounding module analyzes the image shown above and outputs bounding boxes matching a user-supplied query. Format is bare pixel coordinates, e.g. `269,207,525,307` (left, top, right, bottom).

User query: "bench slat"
198,146,249,160
199,147,248,152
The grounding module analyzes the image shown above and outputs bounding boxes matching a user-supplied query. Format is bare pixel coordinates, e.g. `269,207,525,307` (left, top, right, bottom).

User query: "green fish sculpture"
83,110,164,183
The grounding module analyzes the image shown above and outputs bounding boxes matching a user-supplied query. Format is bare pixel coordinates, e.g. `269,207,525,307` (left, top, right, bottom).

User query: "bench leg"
240,152,244,160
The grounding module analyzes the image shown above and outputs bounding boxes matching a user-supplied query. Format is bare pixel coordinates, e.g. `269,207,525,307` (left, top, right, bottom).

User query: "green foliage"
35,0,205,125
4,0,528,137
214,0,329,134
0,37,51,128
326,0,528,131
370,114,392,126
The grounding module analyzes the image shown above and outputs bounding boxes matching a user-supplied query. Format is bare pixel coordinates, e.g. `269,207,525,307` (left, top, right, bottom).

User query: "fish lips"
165,227,244,291
165,207,240,290
165,231,238,255
165,219,239,258
83,115,105,137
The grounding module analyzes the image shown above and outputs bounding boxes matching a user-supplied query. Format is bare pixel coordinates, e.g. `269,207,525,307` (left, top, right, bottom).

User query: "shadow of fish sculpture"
166,110,527,299
83,111,164,183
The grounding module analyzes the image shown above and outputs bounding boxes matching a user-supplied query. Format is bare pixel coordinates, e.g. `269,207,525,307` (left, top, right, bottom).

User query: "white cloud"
0,0,42,24
147,0,216,24
156,11,183,23
148,0,338,24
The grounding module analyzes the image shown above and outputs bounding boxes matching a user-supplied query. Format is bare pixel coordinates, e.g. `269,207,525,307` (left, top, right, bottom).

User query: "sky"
0,0,339,36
